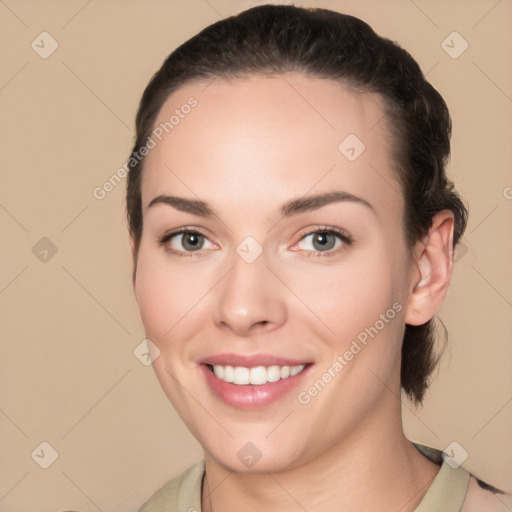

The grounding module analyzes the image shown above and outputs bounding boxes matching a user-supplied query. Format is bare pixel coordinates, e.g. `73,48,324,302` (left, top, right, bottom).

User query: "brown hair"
126,4,468,406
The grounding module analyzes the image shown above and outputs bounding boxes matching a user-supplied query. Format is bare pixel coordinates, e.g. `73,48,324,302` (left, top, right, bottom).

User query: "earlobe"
405,211,455,326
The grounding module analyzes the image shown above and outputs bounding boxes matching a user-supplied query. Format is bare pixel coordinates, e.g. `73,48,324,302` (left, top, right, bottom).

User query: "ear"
405,210,455,326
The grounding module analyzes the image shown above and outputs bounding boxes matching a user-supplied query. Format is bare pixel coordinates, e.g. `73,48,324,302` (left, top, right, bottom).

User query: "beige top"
139,444,471,512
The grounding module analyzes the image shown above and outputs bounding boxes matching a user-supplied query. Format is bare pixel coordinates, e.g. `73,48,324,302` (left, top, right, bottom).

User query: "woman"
126,4,510,511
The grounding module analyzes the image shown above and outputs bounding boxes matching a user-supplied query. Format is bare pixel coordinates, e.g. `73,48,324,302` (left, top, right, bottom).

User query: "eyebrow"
145,190,375,219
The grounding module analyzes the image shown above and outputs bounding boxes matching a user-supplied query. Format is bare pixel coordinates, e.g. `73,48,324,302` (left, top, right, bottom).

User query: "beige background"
1,0,511,510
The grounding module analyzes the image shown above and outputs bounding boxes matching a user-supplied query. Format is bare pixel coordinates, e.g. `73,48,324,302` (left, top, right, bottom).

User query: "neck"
201,394,440,512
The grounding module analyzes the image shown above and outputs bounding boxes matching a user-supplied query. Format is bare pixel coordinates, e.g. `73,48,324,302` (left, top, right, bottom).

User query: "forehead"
140,72,403,223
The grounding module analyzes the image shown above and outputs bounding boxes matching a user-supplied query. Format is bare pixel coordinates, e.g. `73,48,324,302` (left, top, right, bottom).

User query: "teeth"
212,364,306,385
249,366,267,385
266,365,281,383
233,367,250,385
223,365,234,383
290,365,303,376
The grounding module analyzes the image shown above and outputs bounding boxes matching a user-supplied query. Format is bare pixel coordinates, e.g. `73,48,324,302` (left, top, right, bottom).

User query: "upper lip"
199,353,312,368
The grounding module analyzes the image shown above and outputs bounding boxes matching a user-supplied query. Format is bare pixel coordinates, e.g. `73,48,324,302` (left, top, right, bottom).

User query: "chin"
201,433,309,475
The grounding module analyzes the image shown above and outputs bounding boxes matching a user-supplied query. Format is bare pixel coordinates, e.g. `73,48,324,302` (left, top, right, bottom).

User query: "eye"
158,228,217,256
293,226,352,256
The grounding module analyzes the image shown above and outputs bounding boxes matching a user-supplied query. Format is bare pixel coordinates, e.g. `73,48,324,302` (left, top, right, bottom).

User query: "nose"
212,250,287,337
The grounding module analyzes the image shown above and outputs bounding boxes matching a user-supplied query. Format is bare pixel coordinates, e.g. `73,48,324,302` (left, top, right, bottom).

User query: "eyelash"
157,225,353,258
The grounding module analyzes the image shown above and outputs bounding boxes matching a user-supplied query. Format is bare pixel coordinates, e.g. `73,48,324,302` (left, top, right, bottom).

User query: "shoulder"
410,441,512,511
462,476,512,512
138,460,205,512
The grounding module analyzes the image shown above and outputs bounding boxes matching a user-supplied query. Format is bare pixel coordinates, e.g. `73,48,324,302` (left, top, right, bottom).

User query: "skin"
132,71,473,511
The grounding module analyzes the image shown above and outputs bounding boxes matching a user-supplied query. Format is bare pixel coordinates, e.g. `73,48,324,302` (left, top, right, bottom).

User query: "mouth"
199,355,314,409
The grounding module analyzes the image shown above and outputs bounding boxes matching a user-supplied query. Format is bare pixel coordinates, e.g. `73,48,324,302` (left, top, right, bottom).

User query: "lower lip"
200,364,313,409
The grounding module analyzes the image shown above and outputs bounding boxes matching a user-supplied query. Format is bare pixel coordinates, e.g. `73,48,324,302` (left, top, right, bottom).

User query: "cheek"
134,265,171,338
134,246,204,342
284,251,399,345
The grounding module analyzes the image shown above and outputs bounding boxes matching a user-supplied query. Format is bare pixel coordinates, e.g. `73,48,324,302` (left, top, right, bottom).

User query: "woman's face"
133,72,419,472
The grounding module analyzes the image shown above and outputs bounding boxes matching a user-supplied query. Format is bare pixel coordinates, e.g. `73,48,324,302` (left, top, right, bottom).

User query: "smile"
201,359,313,409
